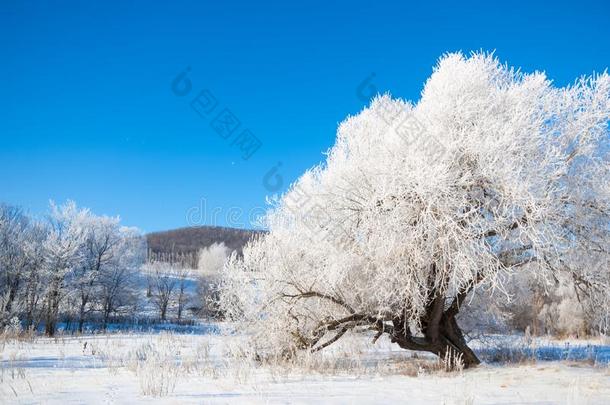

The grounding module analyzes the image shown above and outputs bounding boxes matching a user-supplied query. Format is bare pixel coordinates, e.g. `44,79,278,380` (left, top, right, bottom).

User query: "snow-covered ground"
1,328,609,404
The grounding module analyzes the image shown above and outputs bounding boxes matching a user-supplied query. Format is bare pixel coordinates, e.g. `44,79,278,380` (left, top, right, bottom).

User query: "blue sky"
1,0,609,232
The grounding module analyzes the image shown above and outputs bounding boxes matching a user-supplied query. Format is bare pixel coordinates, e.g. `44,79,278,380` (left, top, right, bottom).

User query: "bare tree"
176,267,191,321
74,215,122,332
147,262,178,321
98,228,145,329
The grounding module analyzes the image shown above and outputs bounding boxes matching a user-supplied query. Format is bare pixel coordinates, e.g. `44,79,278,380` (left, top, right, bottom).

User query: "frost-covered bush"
220,52,610,368
538,284,586,336
462,270,610,337
1,317,23,339
196,243,231,318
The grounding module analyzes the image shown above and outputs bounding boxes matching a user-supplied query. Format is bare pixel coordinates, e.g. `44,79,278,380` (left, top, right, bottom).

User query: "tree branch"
282,291,356,314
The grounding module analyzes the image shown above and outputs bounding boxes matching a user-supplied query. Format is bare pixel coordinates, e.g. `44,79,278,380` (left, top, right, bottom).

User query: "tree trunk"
78,293,88,333
161,302,167,321
390,289,480,369
177,291,184,321
102,300,112,331
439,315,480,367
24,273,40,329
44,279,61,337
3,277,20,317
392,317,480,368
45,318,56,336
44,300,57,336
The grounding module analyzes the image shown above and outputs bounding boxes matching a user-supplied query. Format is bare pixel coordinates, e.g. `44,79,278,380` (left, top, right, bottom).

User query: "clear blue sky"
1,0,608,232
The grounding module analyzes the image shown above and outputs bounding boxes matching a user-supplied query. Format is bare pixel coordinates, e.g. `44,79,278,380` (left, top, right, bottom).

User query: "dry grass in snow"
1,329,609,404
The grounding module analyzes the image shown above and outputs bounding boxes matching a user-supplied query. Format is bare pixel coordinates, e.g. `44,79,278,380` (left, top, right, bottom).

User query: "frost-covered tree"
20,221,47,329
98,227,145,329
220,53,610,368
1,201,146,333
0,205,26,324
175,266,191,321
197,242,231,317
146,262,179,321
42,201,89,336
73,214,122,332
0,205,42,327
197,242,231,276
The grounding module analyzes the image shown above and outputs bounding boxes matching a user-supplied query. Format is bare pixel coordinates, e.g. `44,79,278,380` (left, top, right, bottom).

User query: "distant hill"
146,226,263,267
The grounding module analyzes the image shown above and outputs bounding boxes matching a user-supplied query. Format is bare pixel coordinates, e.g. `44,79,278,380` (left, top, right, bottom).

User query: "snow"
2,329,609,404
4,364,609,404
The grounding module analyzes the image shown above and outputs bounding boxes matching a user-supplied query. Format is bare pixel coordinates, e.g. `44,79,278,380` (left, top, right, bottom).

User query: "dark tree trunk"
24,272,40,329
3,276,20,316
389,294,480,368
45,320,56,336
439,315,480,367
177,288,185,321
302,269,482,369
102,299,112,331
44,280,61,337
160,303,168,321
78,293,89,333
45,305,57,336
391,318,480,368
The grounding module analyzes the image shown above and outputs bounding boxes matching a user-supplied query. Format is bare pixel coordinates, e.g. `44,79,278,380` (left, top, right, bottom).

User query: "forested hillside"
146,226,263,267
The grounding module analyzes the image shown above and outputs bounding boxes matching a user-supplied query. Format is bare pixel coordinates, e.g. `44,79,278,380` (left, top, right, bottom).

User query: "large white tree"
220,53,610,367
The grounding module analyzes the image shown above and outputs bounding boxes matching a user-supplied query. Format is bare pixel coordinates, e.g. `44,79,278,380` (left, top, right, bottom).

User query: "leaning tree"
219,53,610,368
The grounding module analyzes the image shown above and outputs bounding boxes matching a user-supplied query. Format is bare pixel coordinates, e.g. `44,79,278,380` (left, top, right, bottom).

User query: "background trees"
73,214,122,332
146,261,180,321
1,201,248,333
461,269,610,338
97,226,144,329
0,205,38,328
219,53,610,367
0,201,147,335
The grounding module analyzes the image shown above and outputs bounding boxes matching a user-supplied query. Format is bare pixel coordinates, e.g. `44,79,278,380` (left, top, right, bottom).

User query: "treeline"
146,226,260,268
147,250,198,270
0,201,146,335
1,201,242,336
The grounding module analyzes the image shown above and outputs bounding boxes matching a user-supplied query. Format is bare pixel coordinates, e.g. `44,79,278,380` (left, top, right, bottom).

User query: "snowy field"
1,327,609,404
